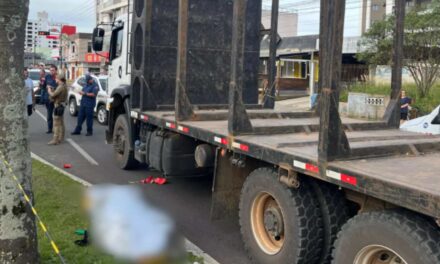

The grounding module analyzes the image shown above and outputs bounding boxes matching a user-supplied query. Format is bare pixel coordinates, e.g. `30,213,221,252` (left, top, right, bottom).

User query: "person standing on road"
400,90,411,124
24,68,35,117
71,74,99,136
47,73,68,145
42,65,58,134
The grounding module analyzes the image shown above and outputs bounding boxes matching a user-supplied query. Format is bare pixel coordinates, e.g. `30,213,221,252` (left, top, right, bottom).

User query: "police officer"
47,73,68,145
71,74,99,136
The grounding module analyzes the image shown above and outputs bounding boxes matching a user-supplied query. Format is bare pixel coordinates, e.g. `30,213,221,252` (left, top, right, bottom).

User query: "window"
259,60,268,74
29,71,40,81
98,78,108,91
87,42,92,53
72,45,76,53
109,27,124,62
280,60,308,79
372,4,379,11
115,29,123,58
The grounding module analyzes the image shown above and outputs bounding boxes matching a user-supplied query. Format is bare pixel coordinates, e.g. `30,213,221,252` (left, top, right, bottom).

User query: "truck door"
108,23,130,94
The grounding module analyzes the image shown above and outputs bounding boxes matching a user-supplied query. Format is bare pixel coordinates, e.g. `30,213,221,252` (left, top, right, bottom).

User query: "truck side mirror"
92,27,105,52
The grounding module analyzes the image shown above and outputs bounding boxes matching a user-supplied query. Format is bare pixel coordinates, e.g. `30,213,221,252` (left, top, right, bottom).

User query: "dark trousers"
27,105,33,116
46,102,54,131
74,105,94,134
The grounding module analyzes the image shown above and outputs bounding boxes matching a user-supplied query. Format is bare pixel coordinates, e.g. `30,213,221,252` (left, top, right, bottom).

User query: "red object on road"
64,164,72,169
153,177,167,185
140,176,154,184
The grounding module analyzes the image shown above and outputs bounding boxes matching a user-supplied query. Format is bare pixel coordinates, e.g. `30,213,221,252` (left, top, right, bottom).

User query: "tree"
0,0,39,262
358,0,440,98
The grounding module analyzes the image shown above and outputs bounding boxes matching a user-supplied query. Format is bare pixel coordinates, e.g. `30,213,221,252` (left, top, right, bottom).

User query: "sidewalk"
274,96,311,112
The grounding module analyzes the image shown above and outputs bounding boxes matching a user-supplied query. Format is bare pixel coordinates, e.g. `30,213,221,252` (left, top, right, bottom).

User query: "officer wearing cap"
71,74,99,136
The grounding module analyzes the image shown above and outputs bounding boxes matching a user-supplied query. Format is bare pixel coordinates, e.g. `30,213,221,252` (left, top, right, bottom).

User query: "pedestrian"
38,62,45,70
38,68,46,91
400,90,411,124
23,68,35,116
71,74,98,136
43,65,58,134
47,72,68,145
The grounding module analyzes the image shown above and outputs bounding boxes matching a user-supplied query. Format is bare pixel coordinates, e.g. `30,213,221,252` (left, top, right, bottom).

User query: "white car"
401,105,440,135
68,75,109,125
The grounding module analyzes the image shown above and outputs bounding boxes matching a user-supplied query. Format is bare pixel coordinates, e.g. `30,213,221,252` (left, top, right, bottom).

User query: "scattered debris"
130,176,168,185
74,229,89,247
153,177,167,185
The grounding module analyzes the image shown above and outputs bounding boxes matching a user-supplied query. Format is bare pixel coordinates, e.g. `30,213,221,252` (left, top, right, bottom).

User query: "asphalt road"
28,105,250,264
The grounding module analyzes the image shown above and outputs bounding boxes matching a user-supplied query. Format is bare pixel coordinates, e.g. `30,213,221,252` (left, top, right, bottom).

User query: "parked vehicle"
29,69,49,104
68,75,109,125
93,2,440,264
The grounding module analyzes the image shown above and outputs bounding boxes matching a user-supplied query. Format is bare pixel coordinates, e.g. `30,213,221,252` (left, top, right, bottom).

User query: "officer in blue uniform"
71,74,99,136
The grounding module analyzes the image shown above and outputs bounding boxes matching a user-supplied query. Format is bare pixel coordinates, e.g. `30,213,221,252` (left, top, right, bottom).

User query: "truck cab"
92,14,132,143
106,15,131,96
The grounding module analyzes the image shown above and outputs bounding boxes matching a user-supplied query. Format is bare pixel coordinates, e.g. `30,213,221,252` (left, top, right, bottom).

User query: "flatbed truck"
92,0,440,263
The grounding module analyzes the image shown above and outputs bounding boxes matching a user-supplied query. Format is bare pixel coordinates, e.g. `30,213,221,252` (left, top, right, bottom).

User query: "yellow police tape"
0,152,67,264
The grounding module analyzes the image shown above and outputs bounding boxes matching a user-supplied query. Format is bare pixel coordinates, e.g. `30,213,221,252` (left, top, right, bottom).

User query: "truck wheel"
113,114,138,170
97,105,108,125
332,210,440,264
310,181,349,264
69,98,78,116
239,168,323,264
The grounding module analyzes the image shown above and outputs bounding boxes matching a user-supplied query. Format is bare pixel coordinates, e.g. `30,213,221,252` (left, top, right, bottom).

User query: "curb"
31,152,220,264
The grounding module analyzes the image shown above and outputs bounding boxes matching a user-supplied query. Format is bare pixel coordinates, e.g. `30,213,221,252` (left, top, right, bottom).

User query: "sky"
28,0,96,33
263,0,363,36
28,0,363,36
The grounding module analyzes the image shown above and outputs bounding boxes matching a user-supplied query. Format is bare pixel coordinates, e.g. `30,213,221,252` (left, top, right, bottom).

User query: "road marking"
31,153,219,264
35,109,47,122
31,153,92,186
66,138,99,166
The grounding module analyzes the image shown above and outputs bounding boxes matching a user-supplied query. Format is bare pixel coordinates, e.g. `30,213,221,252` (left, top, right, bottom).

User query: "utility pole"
59,24,63,70
0,0,39,261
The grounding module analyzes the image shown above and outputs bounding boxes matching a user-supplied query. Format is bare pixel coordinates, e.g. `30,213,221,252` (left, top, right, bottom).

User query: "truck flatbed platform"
132,108,440,218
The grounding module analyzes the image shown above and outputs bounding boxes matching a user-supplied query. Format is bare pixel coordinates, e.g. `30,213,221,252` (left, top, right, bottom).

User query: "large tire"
239,168,323,264
332,209,440,264
310,181,349,264
113,114,138,170
96,104,108,125
69,97,78,116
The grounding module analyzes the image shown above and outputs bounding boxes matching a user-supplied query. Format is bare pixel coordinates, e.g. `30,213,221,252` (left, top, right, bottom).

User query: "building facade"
63,33,101,80
96,0,130,25
25,11,61,57
387,0,432,14
361,0,432,34
360,0,387,34
261,10,299,38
